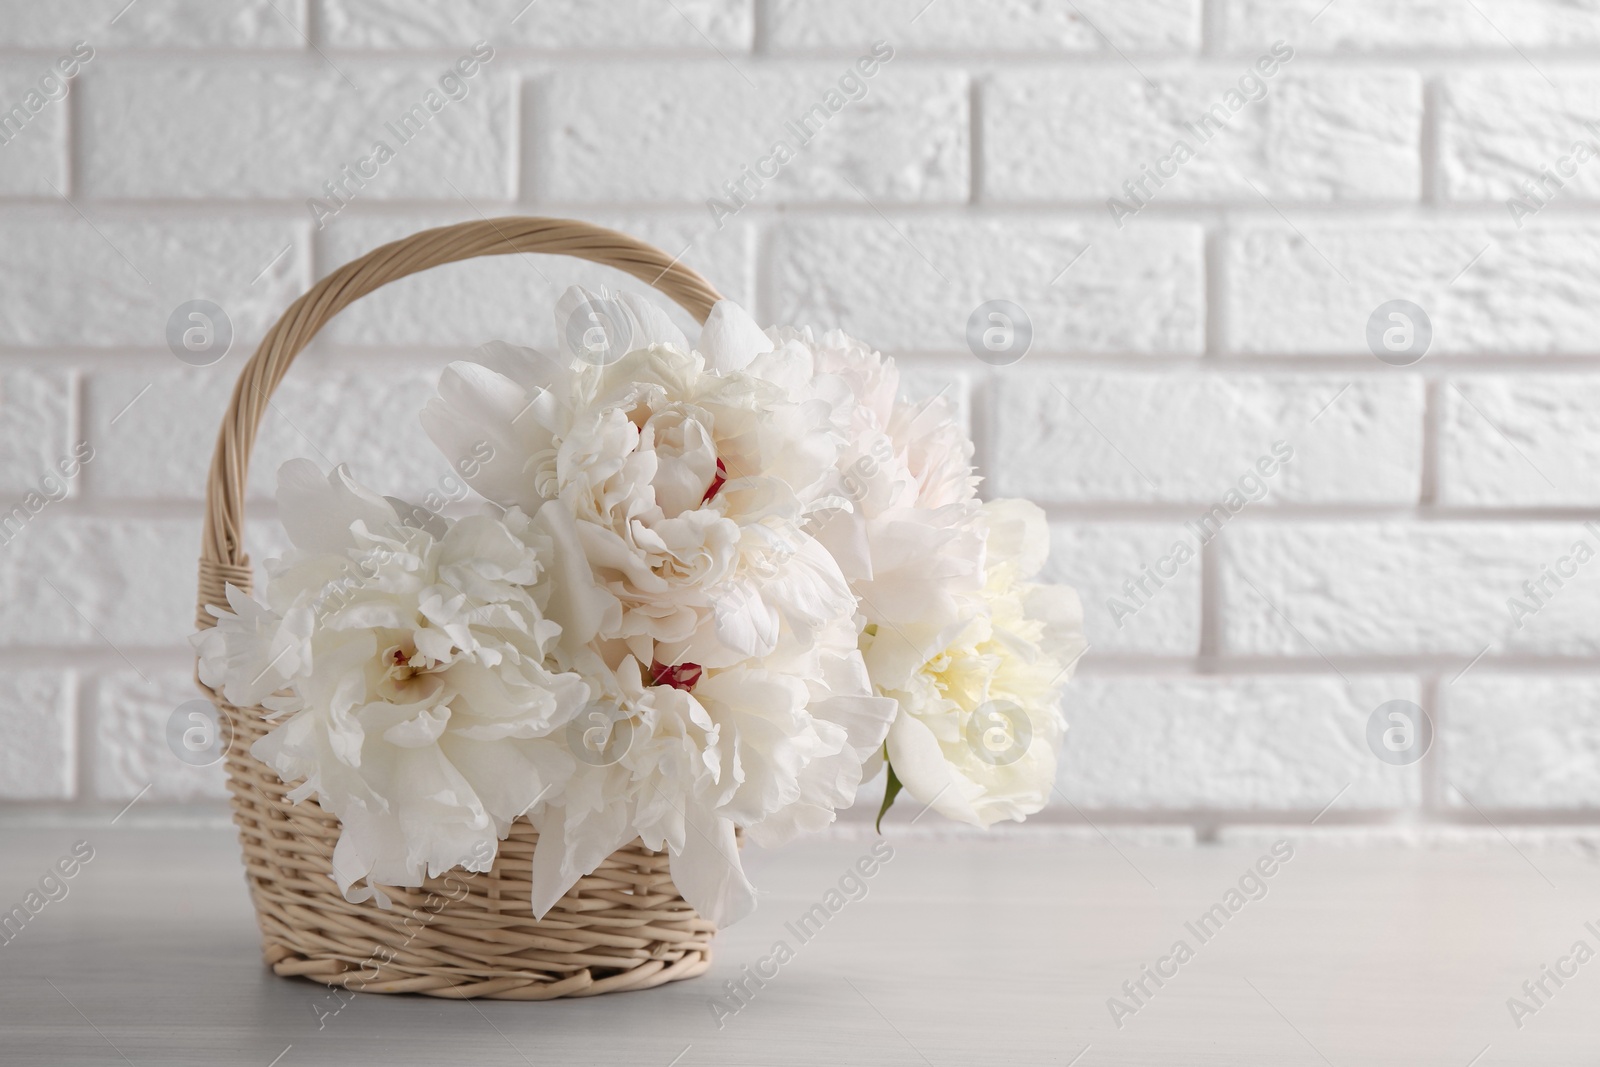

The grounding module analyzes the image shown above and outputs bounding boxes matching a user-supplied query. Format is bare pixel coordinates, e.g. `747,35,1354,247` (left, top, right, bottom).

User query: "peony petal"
527,803,634,920
885,712,986,828
276,460,400,555
422,361,549,513
533,504,621,662
617,290,689,353
981,498,1050,578
555,286,687,368
667,812,756,926
382,704,451,748
699,300,773,374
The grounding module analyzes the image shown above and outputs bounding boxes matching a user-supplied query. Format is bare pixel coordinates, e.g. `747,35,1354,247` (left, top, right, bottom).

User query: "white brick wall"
767,0,1203,52
0,0,1595,838
991,372,1423,502
770,218,1207,353
0,215,308,346
1057,676,1423,811
1223,0,1600,50
81,60,515,200
0,1,306,49
534,66,969,203
985,70,1423,203
1438,376,1600,506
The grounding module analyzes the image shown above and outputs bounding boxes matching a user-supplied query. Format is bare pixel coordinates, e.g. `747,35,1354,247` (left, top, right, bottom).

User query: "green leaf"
875,754,903,834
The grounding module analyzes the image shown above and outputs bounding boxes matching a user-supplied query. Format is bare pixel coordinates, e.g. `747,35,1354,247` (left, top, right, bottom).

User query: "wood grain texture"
2,826,1598,1065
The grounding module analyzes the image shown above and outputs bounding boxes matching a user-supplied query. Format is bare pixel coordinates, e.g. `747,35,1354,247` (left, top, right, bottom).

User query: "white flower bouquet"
192,219,1084,997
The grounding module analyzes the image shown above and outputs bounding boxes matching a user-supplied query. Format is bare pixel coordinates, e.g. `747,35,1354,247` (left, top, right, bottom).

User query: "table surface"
0,823,1596,1066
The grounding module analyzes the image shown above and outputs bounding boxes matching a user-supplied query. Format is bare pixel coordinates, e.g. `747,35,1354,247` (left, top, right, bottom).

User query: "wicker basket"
193,218,729,999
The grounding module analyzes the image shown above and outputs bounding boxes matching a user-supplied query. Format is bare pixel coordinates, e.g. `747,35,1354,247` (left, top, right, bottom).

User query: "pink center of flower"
649,661,703,691
700,457,727,504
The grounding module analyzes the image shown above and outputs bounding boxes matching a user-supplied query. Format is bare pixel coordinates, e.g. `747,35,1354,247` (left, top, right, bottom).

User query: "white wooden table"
0,823,1595,1065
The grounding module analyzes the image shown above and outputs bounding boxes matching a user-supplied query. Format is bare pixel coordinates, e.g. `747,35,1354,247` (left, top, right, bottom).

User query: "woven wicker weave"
194,218,728,999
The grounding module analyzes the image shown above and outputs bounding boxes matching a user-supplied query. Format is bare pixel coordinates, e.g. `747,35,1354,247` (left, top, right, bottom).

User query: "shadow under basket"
194,218,731,1000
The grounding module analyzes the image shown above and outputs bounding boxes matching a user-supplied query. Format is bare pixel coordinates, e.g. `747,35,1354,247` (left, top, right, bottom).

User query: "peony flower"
527,604,892,925
879,499,1086,827
422,290,851,672
419,289,899,923
744,326,1087,828
766,326,989,689
195,459,590,903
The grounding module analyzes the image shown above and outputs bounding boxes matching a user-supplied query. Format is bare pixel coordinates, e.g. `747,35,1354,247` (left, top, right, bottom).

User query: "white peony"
422,290,851,672
880,499,1086,826
195,460,590,904
769,326,989,691
419,289,898,923
528,605,891,925
751,326,1087,827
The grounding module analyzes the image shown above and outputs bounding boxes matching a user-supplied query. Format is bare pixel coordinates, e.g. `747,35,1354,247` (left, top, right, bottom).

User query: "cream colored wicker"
193,218,727,999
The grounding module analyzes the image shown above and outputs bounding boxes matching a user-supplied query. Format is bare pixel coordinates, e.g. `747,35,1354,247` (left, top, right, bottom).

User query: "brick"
81,59,511,200
1224,0,1600,50
768,0,1200,51
0,671,74,799
0,1,307,48
1219,522,1600,657
0,214,307,347
1443,676,1600,809
987,70,1420,203
1225,223,1600,355
0,516,287,650
770,218,1204,354
321,0,752,49
1054,675,1422,810
0,66,71,195
84,367,461,503
88,671,228,802
0,370,72,497
317,213,754,348
1438,376,1600,507
533,65,967,204
0,518,197,649
1044,523,1202,656
1441,74,1600,203
993,372,1422,504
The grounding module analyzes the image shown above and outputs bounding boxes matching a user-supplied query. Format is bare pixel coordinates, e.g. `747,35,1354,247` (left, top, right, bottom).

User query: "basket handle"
195,216,725,630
